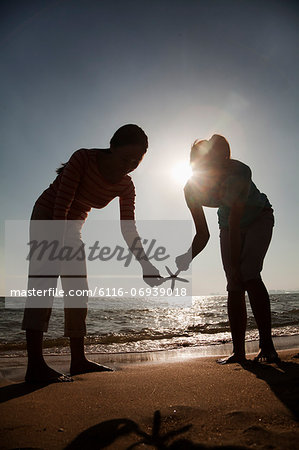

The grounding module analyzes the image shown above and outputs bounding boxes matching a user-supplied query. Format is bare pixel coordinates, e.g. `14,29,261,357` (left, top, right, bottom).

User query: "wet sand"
0,345,299,449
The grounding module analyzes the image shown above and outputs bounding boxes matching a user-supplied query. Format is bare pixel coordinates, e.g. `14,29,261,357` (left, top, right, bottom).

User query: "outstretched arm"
176,182,210,271
119,180,162,286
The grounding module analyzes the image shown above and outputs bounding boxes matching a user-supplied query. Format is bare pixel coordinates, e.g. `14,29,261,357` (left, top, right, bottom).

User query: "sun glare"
171,161,192,186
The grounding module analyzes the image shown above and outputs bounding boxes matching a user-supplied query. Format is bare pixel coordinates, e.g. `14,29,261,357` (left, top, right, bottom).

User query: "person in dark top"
176,134,279,364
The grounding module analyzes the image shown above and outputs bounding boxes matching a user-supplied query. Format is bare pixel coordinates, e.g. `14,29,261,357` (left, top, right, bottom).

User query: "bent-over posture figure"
22,124,161,382
176,135,279,364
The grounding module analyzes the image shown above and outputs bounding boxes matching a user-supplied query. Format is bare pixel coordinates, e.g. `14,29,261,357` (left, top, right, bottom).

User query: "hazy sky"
1,0,299,295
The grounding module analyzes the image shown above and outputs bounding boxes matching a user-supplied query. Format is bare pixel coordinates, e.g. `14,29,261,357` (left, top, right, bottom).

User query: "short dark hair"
110,124,148,150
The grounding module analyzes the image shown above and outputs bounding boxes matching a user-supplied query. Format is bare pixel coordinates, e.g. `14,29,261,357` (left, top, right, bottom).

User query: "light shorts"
220,208,274,292
21,203,88,337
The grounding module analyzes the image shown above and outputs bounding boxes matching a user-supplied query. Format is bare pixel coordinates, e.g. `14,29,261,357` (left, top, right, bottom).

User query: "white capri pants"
22,203,88,337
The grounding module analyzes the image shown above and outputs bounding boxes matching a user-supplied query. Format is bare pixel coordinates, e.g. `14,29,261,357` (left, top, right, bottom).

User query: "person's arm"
176,182,210,271
119,180,162,285
51,149,85,253
53,149,85,220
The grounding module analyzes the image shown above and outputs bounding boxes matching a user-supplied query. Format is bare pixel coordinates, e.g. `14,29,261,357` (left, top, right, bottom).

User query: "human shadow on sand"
65,409,248,449
241,355,299,420
0,381,51,404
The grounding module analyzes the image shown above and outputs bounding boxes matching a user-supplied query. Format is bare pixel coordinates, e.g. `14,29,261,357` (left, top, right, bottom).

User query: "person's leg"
64,296,113,374
23,205,72,382
217,290,247,364
241,209,279,362
228,290,247,358
61,226,113,374
218,228,247,364
245,278,278,361
69,335,113,375
25,329,72,382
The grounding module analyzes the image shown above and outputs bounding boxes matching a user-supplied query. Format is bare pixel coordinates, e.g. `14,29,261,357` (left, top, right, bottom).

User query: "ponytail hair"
190,135,230,167
56,162,67,175
209,134,231,160
55,124,148,175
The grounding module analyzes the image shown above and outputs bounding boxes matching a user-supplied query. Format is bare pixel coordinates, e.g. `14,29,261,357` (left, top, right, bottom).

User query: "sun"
171,161,192,186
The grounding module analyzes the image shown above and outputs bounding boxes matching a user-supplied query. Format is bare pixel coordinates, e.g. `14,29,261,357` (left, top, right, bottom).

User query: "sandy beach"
0,346,299,450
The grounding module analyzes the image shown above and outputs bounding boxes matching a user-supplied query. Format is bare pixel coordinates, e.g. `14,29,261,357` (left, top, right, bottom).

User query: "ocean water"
0,293,298,356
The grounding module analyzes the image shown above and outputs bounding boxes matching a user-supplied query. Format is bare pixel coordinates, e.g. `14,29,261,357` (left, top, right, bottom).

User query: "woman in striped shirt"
22,124,161,383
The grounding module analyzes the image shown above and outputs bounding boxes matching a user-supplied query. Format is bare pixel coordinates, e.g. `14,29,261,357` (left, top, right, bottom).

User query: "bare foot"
254,349,280,363
25,363,73,384
70,359,113,376
216,354,247,365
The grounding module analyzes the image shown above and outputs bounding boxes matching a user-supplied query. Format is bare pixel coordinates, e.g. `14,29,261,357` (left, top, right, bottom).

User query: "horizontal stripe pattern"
35,149,135,221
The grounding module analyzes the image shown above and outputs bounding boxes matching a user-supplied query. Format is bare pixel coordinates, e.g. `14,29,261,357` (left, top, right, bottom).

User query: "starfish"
162,266,189,292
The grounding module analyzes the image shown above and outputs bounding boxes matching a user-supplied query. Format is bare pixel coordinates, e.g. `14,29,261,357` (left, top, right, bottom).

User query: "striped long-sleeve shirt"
35,149,136,221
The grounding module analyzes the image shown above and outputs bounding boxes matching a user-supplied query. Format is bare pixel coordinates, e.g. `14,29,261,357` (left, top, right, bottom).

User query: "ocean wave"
1,325,298,354
1,293,298,356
